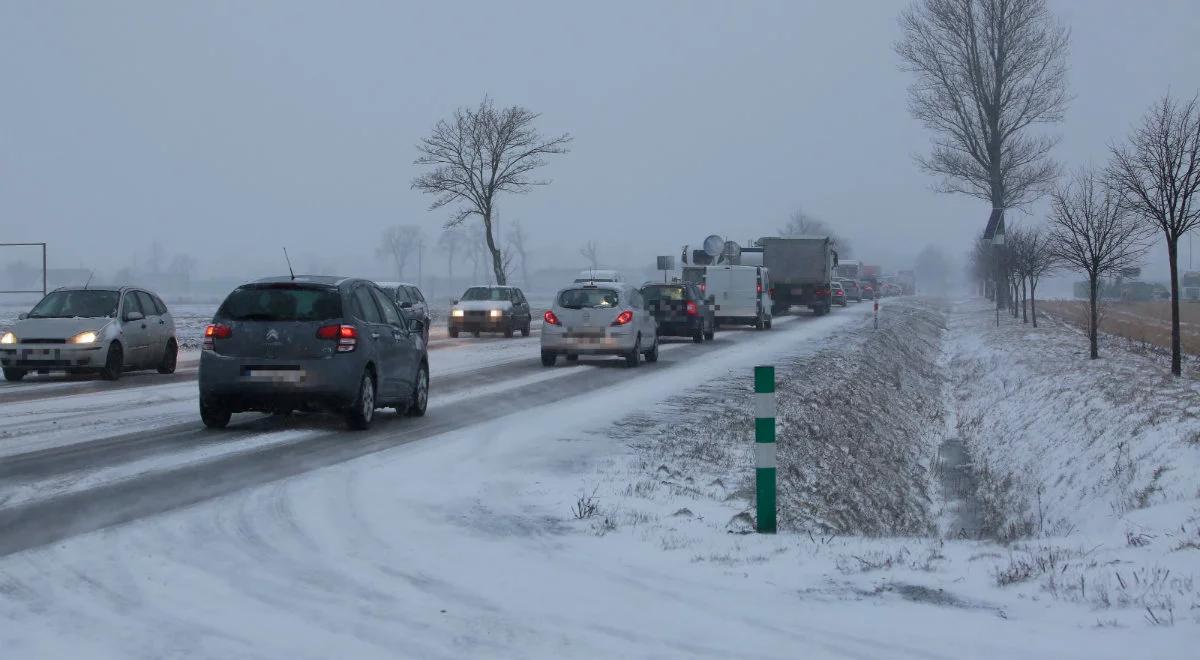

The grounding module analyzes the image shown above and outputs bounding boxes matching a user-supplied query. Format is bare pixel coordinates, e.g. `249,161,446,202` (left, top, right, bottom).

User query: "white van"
683,265,773,330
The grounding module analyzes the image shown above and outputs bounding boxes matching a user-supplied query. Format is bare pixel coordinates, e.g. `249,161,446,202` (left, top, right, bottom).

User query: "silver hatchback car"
540,282,658,367
0,286,179,381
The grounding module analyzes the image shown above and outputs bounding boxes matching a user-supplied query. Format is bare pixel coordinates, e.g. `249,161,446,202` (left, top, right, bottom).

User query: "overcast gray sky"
2,1,1198,284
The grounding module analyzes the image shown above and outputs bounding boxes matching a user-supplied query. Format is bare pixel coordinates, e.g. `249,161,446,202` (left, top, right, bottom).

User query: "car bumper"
651,315,703,337
448,315,513,332
540,327,638,354
1,343,107,370
199,351,360,410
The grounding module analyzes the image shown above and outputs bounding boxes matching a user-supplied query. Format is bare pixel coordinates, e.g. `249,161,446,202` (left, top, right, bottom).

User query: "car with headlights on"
198,276,429,430
540,282,658,367
447,286,533,338
1,286,178,381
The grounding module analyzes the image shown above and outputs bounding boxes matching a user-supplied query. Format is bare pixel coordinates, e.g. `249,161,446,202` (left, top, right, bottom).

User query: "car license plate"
245,369,305,383
791,288,805,295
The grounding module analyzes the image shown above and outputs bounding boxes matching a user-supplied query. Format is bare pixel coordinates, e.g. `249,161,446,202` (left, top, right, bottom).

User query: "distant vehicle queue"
0,232,907,432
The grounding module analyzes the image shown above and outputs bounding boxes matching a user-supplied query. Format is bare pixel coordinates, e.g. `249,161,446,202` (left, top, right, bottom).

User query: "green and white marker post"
754,365,777,534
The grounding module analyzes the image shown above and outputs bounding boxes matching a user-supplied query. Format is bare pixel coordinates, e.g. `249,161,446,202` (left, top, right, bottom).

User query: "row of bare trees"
900,0,1198,375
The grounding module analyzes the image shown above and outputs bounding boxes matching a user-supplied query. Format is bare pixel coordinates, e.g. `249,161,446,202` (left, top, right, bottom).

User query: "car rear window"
558,288,619,309
642,286,687,302
217,285,343,322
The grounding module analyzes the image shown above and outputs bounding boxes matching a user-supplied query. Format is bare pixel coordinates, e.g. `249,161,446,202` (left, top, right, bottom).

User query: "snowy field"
0,299,1195,659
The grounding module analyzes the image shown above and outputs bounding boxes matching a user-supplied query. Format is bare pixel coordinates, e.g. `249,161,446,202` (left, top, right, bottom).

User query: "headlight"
69,331,100,344
488,309,503,318
0,331,15,345
451,309,464,318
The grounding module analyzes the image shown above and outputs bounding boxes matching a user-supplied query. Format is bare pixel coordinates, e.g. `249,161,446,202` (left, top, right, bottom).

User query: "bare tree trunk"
1030,281,1039,328
1021,277,1028,324
481,208,507,286
1088,273,1100,359
1167,238,1182,376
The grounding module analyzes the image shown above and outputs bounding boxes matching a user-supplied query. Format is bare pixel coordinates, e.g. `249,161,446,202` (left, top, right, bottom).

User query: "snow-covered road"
3,301,1187,659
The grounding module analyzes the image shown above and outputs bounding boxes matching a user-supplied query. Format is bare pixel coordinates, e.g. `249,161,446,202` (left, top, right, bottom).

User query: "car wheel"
625,336,641,368
345,370,376,430
765,317,773,329
407,363,429,417
3,367,26,382
200,397,231,429
504,323,514,338
100,342,123,381
644,338,659,363
472,331,481,338
157,339,178,374
521,322,531,337
755,314,766,330
704,322,715,341
693,326,704,343
541,351,557,367
449,328,459,338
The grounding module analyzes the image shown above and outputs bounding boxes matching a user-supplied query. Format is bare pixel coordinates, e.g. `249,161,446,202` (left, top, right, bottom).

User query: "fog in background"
2,1,1198,298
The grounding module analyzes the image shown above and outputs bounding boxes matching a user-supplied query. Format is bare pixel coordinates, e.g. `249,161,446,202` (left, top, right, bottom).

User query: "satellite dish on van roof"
723,241,741,262
703,234,725,257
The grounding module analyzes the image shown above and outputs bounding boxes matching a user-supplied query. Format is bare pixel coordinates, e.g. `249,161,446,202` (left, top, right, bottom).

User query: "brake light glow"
698,282,706,294
317,324,358,352
685,301,698,316
202,324,231,351
544,310,561,326
612,310,633,326
756,282,763,294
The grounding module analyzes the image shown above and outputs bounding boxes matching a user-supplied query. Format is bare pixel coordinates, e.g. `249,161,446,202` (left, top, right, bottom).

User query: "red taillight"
685,301,698,316
612,310,633,326
816,288,829,297
203,323,231,350
698,282,706,294
317,324,358,352
544,310,561,326
756,282,763,294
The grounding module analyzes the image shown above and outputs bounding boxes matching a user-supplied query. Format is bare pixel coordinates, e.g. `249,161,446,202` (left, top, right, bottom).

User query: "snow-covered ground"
0,299,1195,659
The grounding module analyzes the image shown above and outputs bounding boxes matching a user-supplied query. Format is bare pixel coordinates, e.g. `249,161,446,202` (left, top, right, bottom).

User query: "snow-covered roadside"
942,299,1200,625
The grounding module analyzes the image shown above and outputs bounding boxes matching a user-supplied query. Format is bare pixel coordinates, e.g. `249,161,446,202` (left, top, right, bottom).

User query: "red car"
831,282,847,306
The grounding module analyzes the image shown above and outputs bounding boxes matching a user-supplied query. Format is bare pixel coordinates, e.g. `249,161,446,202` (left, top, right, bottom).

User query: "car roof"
252,275,353,286
375,281,420,289
559,281,624,293
463,284,517,290
50,285,139,294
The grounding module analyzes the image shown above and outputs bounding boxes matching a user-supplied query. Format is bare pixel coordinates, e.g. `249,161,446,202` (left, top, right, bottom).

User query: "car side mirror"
400,301,413,309
125,311,144,322
451,299,458,305
17,312,28,320
409,319,423,334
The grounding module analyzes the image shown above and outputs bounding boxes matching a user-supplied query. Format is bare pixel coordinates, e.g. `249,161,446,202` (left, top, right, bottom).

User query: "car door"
351,285,400,401
370,286,417,398
632,288,656,346
119,291,151,368
512,288,531,325
134,290,166,364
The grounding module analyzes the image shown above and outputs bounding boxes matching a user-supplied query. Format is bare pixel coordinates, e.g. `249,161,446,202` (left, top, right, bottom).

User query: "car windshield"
642,286,686,302
461,287,510,301
558,288,619,309
217,285,342,322
27,290,120,318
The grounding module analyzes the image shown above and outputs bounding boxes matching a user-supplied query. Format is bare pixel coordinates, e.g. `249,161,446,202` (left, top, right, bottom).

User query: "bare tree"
966,239,991,296
1017,226,1056,327
437,227,468,289
508,220,531,286
376,225,424,281
412,97,571,285
1108,93,1200,376
780,208,853,257
1048,167,1149,359
896,0,1070,209
579,240,600,271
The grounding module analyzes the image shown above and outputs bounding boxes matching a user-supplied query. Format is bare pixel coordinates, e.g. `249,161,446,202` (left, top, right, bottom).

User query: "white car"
540,282,658,367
